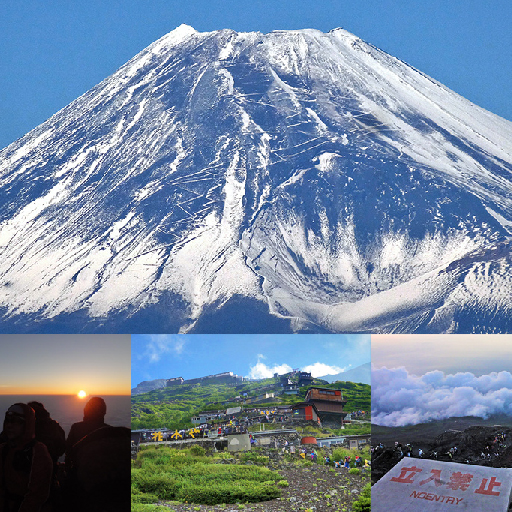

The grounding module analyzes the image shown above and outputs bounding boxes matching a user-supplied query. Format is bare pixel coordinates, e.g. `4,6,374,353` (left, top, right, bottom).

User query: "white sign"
372,458,512,512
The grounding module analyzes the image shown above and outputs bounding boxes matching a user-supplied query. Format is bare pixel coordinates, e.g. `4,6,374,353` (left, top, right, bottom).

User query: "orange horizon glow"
0,381,130,396
0,388,131,396
0,335,131,398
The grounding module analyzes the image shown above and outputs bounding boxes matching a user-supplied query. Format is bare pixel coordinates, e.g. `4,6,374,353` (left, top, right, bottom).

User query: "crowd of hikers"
373,430,509,463
299,448,370,470
137,413,287,442
0,398,129,512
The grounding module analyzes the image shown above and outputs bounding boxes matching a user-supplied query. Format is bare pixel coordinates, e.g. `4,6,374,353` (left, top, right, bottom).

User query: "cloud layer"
372,366,512,426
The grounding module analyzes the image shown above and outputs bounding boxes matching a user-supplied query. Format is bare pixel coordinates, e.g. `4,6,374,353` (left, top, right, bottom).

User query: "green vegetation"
239,452,269,465
131,377,370,430
131,504,170,512
332,422,371,436
332,447,370,464
132,445,284,507
351,483,371,512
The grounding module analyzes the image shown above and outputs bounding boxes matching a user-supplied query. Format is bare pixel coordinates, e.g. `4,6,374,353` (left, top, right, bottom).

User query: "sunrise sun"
77,390,87,399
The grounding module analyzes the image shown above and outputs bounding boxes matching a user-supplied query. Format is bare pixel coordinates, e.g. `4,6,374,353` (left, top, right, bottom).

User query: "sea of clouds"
372,366,512,426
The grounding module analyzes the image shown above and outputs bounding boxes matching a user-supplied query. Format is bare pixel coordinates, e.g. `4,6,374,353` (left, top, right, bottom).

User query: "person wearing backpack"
0,403,53,512
26,403,64,471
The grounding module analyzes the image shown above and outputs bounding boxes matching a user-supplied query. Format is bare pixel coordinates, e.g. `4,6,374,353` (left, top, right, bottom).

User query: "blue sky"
131,334,370,386
1,1,511,150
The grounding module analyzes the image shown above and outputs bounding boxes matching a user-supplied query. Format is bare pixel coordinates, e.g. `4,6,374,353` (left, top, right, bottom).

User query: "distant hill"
131,373,370,430
320,363,370,385
132,379,168,395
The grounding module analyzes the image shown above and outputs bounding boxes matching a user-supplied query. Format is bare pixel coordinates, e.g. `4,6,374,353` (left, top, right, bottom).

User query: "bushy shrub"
240,452,268,465
132,446,284,506
190,445,206,457
131,470,178,500
351,483,371,512
348,468,360,475
177,480,280,505
131,490,159,504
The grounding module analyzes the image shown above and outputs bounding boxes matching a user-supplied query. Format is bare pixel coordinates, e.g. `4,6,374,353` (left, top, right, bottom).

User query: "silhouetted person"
0,403,53,512
65,397,108,470
26,403,65,470
63,398,129,512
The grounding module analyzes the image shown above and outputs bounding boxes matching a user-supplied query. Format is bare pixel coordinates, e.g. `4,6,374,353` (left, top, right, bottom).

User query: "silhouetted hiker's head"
3,403,35,443
28,401,50,420
83,397,107,422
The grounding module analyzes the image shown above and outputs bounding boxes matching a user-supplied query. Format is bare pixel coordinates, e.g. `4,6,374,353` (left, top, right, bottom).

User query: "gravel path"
154,463,368,512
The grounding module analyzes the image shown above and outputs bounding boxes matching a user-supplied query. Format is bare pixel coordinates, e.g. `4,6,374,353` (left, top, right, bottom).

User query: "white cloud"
372,365,512,426
247,356,346,380
144,335,186,363
247,354,293,379
302,362,345,377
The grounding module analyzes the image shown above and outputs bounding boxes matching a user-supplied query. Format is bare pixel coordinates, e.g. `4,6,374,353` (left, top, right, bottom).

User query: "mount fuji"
1,25,511,334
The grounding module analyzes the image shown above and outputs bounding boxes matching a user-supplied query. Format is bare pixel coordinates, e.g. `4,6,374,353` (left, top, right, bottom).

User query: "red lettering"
419,469,443,487
447,471,474,492
391,466,423,484
475,477,501,496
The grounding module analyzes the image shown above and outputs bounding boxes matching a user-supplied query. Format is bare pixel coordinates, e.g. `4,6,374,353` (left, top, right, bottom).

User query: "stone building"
166,377,184,387
298,372,314,387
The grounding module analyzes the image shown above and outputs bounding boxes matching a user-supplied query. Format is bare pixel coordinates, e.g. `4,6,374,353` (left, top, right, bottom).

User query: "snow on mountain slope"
1,25,511,333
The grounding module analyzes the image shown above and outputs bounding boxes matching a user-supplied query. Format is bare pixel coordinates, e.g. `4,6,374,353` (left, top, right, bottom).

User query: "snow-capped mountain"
1,25,511,333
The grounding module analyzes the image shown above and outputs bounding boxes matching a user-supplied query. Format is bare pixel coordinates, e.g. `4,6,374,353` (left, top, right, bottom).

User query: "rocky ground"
372,425,512,484
154,462,368,512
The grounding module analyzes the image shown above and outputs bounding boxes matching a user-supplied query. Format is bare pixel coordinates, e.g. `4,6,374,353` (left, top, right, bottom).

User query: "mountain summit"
1,26,511,333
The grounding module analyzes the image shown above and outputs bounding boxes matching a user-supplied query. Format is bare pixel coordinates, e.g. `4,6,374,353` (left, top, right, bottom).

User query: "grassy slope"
131,378,370,431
